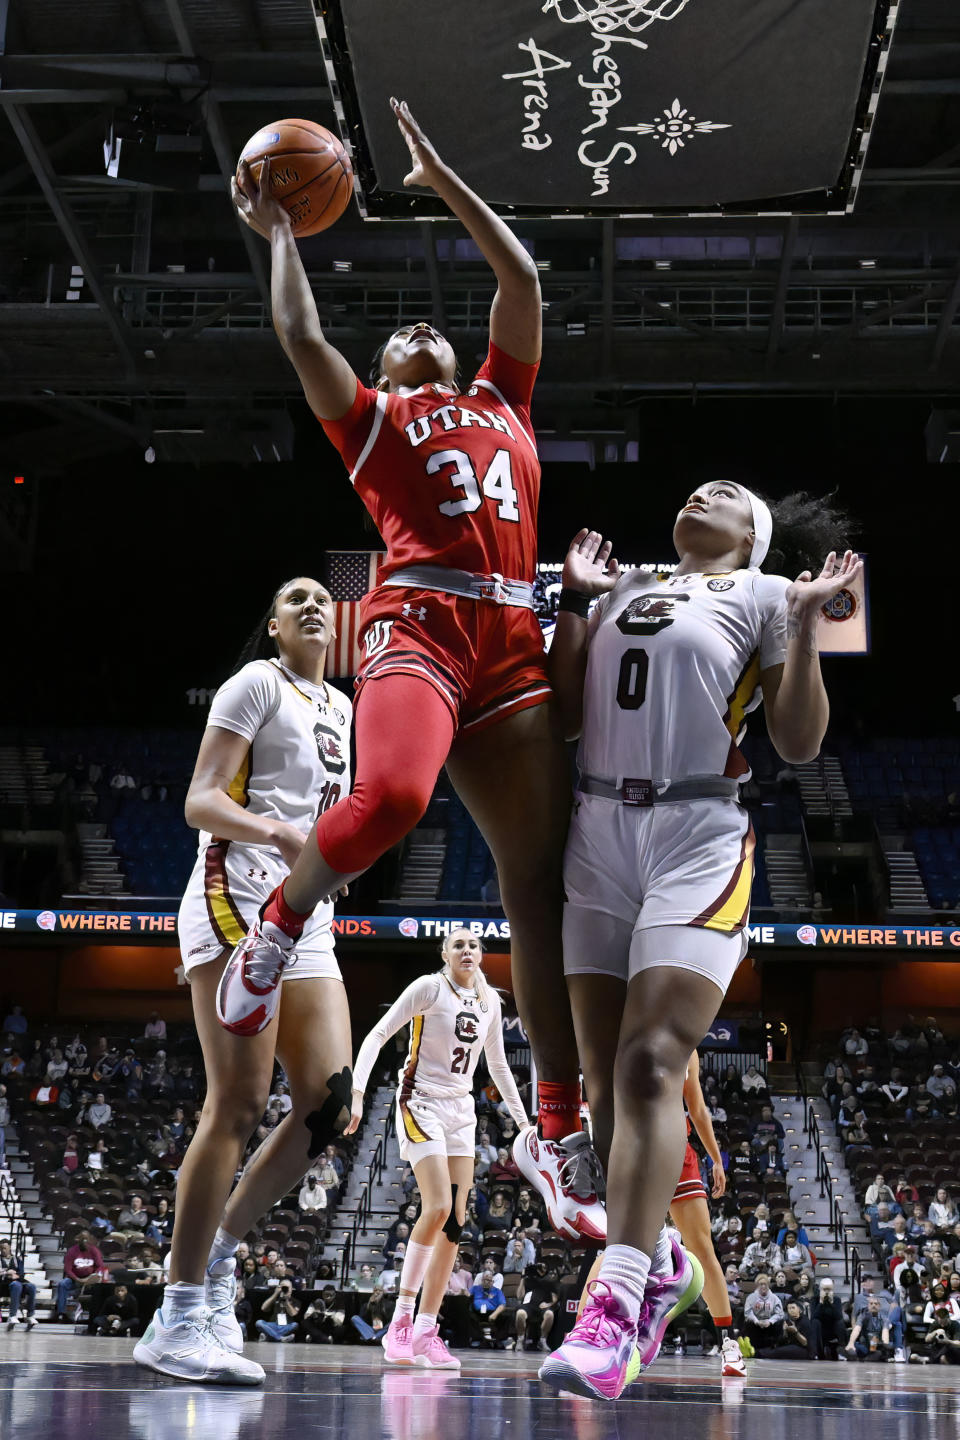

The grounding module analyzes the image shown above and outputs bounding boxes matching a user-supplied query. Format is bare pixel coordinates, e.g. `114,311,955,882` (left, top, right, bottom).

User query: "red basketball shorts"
672,1142,708,1205
356,586,552,734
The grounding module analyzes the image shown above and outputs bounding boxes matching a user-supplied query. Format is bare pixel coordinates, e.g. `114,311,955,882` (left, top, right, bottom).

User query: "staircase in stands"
1,1131,55,1323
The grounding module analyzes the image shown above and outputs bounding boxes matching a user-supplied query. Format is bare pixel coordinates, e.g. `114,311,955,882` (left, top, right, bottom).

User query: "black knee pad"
442,1182,463,1243
304,1066,353,1159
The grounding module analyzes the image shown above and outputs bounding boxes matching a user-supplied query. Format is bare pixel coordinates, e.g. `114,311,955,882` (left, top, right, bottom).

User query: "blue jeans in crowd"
256,1320,298,1342
55,1276,80,1316
7,1281,37,1318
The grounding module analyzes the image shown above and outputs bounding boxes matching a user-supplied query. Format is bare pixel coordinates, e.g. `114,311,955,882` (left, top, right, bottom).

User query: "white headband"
742,487,773,568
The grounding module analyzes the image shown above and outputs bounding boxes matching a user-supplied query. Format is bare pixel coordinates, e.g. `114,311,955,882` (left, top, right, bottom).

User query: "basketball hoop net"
542,0,694,35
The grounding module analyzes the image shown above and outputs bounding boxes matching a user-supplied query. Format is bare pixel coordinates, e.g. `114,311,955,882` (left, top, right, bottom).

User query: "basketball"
238,119,353,237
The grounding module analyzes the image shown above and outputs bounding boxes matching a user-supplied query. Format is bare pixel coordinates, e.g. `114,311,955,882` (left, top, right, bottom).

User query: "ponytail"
754,490,858,579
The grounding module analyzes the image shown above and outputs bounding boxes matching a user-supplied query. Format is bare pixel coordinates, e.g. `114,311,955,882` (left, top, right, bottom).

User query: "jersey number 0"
429,448,520,523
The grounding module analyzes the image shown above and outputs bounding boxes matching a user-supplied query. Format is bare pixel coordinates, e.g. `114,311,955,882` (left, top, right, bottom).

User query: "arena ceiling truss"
0,0,958,459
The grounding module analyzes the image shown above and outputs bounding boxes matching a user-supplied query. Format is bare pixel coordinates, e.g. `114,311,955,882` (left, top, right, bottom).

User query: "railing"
699,1051,768,1083
338,1102,398,1287
0,1174,25,1266
804,1095,853,1284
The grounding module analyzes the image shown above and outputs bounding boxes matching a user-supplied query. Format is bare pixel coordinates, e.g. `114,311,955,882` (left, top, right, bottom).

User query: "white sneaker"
133,1307,265,1385
512,1128,606,1242
721,1338,746,1376
26,1317,38,1331
216,915,297,1036
205,1261,245,1353
894,1348,907,1363
6,1318,18,1331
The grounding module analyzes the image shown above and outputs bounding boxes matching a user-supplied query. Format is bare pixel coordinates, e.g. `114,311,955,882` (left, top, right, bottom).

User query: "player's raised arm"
392,98,541,366
548,530,621,741
232,158,358,420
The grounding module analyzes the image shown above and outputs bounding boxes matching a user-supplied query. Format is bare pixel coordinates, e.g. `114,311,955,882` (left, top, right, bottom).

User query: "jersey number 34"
430,448,520,523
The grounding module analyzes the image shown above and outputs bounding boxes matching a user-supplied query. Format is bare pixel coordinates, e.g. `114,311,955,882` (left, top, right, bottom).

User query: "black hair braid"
230,577,304,676
755,490,858,579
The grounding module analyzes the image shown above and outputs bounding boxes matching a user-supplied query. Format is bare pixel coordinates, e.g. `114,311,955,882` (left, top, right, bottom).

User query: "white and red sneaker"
721,1337,747,1376
381,1316,415,1365
412,1324,460,1370
513,1127,606,1243
215,916,297,1036
635,1235,704,1370
538,1281,636,1401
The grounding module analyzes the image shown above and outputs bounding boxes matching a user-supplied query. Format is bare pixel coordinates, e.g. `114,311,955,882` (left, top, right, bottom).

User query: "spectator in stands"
812,1276,847,1359
906,1203,928,1240
753,1141,786,1181
484,1189,515,1233
853,1274,893,1321
173,1061,199,1105
842,1027,869,1060
146,1197,174,1247
86,1091,112,1130
0,1005,27,1034
256,1279,301,1342
872,1208,905,1255
85,1138,110,1174
144,1012,167,1042
379,1243,404,1292
511,1262,558,1353
775,1210,809,1248
770,1268,792,1307
731,1141,754,1182
269,1080,293,1116
846,1295,896,1361
461,1205,483,1249
504,1234,536,1274
115,1195,150,1242
475,1131,498,1177
724,1264,742,1313
55,1232,105,1318
743,1274,784,1352
792,1272,814,1311
513,1187,544,1234
755,1298,813,1361
351,1263,376,1293
91,1044,120,1085
888,1026,917,1059
775,1230,815,1281
741,1065,769,1100
59,1132,80,1177
298,1172,327,1215
750,1105,785,1154
721,1065,744,1106
466,1184,489,1225
882,1071,909,1110
927,1065,957,1102
469,1270,508,1347
1,1240,37,1330
924,1016,945,1051
930,1190,959,1230
922,1307,960,1365
269,1259,301,1293
93,1284,140,1337
740,1233,779,1279
30,1076,59,1108
947,1223,960,1260
488,1146,521,1186
317,1153,341,1209
383,1221,411,1266
745,1204,771,1241
718,1217,745,1263
446,1254,474,1297
842,1114,872,1165
117,1049,143,1099
865,1174,897,1209
46,1048,68,1083
351,1285,392,1344
0,1049,24,1078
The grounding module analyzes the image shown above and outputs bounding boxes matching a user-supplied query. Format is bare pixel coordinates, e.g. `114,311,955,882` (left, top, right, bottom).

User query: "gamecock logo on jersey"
454,1011,480,1044
616,592,689,636
314,722,347,776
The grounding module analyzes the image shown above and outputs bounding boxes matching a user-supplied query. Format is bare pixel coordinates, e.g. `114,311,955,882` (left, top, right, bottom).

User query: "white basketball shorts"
395,1088,477,1165
178,839,342,984
562,793,754,993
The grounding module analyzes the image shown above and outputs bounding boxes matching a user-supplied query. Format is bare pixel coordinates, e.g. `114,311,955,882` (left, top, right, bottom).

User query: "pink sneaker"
636,1236,704,1370
538,1281,637,1401
412,1324,460,1370
215,915,297,1036
381,1316,415,1366
513,1128,606,1243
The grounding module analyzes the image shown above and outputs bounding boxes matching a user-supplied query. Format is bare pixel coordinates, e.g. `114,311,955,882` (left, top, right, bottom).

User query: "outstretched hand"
562,529,622,598
232,157,291,240
786,550,862,615
391,97,446,190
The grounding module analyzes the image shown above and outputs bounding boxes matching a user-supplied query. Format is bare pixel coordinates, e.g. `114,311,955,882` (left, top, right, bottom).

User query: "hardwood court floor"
1,1335,959,1440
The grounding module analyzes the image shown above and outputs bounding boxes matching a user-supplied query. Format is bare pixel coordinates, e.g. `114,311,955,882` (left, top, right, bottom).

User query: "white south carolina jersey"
352,970,528,1127
201,658,352,845
579,568,789,786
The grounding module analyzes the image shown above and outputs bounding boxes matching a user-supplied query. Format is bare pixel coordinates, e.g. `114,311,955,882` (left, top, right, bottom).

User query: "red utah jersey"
320,344,540,583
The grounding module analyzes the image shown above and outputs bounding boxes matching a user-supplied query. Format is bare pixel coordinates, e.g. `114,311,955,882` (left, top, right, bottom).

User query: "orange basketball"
238,119,353,237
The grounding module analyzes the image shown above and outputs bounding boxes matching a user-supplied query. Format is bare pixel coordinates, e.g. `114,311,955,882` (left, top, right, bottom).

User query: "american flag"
327,551,386,677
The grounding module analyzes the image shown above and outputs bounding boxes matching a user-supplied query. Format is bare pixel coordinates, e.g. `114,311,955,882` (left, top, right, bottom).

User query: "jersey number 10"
430,448,520,523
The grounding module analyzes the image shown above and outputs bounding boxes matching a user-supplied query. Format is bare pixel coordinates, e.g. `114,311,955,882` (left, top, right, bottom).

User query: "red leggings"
314,673,456,875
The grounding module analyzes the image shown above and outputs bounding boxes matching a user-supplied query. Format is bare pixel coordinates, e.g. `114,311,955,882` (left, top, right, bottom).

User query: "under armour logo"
402,604,428,622
247,868,268,880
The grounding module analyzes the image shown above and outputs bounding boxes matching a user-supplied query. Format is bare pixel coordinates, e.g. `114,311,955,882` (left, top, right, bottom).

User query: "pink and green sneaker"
538,1281,638,1401
635,1236,704,1372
